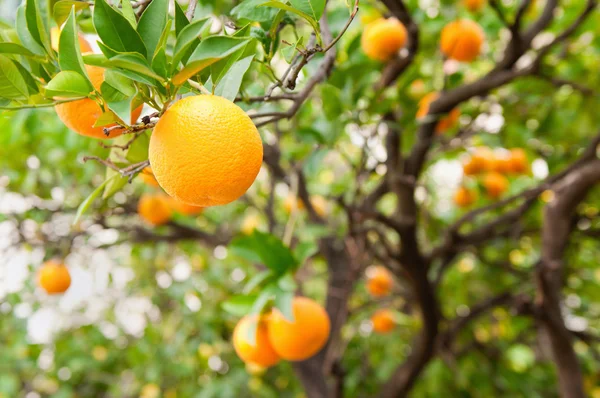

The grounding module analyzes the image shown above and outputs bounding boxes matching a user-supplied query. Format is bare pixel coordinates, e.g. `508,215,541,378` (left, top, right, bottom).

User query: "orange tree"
0,0,599,397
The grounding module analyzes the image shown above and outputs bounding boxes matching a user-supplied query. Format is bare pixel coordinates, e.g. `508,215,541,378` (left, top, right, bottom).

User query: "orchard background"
0,0,599,397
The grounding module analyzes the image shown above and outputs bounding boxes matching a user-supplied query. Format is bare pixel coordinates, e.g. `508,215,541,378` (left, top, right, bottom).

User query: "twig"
186,0,198,21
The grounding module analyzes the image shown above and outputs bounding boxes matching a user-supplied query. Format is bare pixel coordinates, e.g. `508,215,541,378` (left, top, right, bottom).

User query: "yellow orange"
371,309,396,334
361,18,408,61
55,65,143,139
366,266,393,297
50,26,93,53
267,297,331,361
454,186,477,208
148,95,263,207
233,316,280,368
417,92,460,134
464,0,485,12
284,195,328,218
440,19,485,62
38,260,71,294
483,172,509,198
139,167,160,187
508,148,529,174
138,194,173,226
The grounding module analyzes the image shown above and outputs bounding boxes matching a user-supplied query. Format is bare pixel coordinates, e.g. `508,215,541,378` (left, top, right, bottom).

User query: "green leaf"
0,55,30,99
26,0,51,54
282,36,303,63
16,6,45,56
104,69,136,96
84,53,164,82
101,82,134,124
294,240,318,263
214,55,254,101
274,288,295,322
59,9,93,90
53,0,90,26
93,110,120,127
289,0,325,21
221,294,257,317
172,36,250,86
231,0,279,23
243,270,273,294
93,0,146,56
120,0,137,28
230,231,298,274
13,62,39,95
137,0,168,59
260,1,320,42
73,174,119,225
126,131,150,163
250,285,276,316
46,71,90,98
174,1,189,36
0,43,37,57
172,17,211,70
151,19,172,77
277,273,297,292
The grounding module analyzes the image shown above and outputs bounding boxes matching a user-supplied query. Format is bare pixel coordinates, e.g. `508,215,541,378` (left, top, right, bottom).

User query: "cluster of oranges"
365,266,397,334
232,297,330,367
454,147,530,208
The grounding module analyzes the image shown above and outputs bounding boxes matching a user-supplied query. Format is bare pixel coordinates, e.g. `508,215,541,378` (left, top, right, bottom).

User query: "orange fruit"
55,65,143,139
233,315,280,368
361,18,408,61
139,167,160,187
137,193,173,226
170,198,204,216
408,79,426,99
483,172,509,198
417,92,460,134
440,19,485,62
38,260,71,294
366,266,393,297
371,309,396,334
267,297,331,361
464,0,485,12
508,148,529,174
148,95,263,207
50,26,93,53
284,195,328,217
454,186,477,208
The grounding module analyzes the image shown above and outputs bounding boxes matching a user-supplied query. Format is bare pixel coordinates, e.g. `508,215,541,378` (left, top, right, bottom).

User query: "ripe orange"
169,198,204,216
489,153,512,174
366,266,393,297
464,0,485,12
508,148,528,174
408,79,426,99
483,172,509,198
233,315,280,368
454,186,477,208
417,92,460,134
148,95,263,207
55,65,143,139
284,195,328,217
361,18,408,61
50,26,93,53
371,309,396,334
137,193,173,226
440,19,485,62
139,167,160,187
39,260,71,294
267,297,331,361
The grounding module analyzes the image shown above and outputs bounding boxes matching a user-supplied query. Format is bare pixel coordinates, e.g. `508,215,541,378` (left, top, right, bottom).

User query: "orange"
233,315,280,368
489,153,512,174
464,0,485,12
454,186,477,208
508,148,529,174
55,65,143,139
138,193,173,226
361,18,408,61
284,195,328,217
483,172,509,198
408,79,426,99
440,19,485,62
148,95,263,207
169,198,204,216
417,92,460,134
139,167,160,187
50,26,93,53
371,309,396,334
38,260,71,294
366,266,393,297
267,297,331,361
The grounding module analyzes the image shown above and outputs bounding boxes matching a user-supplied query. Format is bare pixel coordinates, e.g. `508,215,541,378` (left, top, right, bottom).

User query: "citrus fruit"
50,26,93,53
371,309,396,334
483,172,509,198
38,260,71,294
267,297,331,361
170,198,204,216
416,92,460,134
454,186,477,208
55,65,143,139
233,315,280,367
148,95,263,207
139,167,160,187
464,0,485,12
284,195,328,217
440,19,485,62
508,148,529,174
366,266,393,297
138,193,173,226
361,18,408,61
